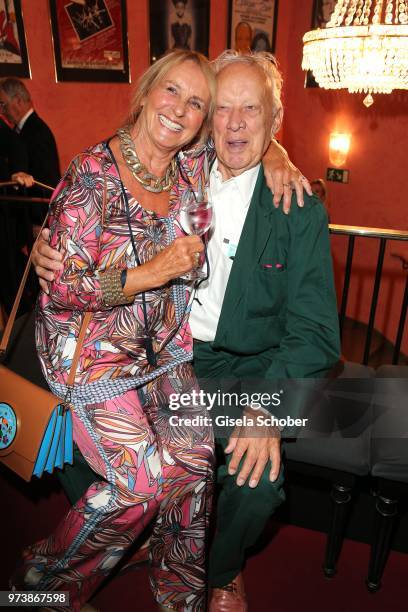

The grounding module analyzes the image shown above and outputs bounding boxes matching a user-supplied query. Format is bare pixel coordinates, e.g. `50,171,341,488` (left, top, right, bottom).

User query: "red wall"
19,0,407,353
275,0,408,355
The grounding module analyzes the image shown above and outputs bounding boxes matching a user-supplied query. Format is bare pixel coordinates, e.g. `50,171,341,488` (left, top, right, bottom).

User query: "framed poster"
313,0,337,28
305,0,336,87
0,0,30,78
49,0,130,82
228,0,278,53
149,0,210,63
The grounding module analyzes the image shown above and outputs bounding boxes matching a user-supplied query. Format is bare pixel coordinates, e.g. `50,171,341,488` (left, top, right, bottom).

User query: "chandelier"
302,0,408,106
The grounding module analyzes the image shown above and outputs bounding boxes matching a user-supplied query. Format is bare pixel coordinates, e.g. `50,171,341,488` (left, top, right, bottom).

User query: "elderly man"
31,52,339,611
191,51,340,610
0,78,60,224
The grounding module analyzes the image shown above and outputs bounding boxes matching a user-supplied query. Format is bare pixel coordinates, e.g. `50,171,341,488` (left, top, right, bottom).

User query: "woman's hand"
125,235,204,294
147,235,204,285
32,229,204,295
32,228,63,293
262,140,312,214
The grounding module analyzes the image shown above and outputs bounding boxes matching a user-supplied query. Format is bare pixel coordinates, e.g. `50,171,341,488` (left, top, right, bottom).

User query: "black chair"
283,361,375,578
367,365,408,591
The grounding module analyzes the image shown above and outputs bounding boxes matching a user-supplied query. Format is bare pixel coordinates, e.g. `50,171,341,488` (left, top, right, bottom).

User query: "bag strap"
0,153,108,388
0,214,49,354
0,178,57,352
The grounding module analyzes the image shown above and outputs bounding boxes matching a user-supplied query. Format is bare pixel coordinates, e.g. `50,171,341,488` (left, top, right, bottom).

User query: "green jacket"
193,167,340,383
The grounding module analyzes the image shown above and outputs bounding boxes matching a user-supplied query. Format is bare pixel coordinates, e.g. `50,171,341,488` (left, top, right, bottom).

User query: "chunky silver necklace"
116,126,177,193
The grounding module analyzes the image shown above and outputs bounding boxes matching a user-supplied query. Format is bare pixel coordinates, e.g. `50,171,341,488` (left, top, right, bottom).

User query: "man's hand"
263,140,312,214
11,171,34,188
32,228,63,293
225,406,281,488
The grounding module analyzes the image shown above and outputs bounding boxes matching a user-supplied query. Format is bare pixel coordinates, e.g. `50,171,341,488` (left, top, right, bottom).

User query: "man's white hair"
211,50,283,135
0,77,31,103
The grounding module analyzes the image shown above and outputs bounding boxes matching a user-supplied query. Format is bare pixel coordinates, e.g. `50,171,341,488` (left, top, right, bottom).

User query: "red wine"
186,204,213,235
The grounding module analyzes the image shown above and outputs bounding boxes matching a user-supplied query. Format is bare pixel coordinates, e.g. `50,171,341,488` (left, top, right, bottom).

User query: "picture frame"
149,0,210,63
228,0,278,54
305,0,337,88
49,0,130,83
0,0,30,78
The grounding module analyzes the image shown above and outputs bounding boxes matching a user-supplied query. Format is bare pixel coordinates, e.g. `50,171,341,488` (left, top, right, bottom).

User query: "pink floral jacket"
36,141,209,400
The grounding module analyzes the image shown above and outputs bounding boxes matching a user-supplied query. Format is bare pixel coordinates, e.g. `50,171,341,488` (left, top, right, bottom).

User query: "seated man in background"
32,51,339,611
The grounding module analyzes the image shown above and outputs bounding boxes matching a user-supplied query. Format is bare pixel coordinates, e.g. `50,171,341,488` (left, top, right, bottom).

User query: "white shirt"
16,108,34,133
190,160,260,342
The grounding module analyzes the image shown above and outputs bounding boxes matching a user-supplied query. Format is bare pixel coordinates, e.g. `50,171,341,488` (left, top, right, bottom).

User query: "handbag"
0,310,91,482
0,162,106,481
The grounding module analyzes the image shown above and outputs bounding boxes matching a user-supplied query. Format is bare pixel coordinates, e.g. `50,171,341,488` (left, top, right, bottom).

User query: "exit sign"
327,168,349,183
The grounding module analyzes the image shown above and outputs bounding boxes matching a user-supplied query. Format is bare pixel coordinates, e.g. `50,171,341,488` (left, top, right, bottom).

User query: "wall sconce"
329,133,351,167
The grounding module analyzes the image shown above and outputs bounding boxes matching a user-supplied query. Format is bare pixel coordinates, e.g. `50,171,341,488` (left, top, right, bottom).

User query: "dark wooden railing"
329,224,408,365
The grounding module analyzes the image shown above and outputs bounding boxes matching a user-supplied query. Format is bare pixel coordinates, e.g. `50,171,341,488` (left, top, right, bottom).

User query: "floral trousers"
17,363,214,611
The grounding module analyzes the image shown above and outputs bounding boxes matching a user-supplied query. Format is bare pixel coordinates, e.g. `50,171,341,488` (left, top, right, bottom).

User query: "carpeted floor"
2,470,408,611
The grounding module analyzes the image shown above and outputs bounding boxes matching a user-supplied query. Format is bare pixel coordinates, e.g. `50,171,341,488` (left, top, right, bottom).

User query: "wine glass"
181,193,213,280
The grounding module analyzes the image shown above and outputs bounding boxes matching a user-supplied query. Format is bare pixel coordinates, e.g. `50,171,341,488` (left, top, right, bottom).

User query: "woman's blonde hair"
127,50,216,146
211,50,283,136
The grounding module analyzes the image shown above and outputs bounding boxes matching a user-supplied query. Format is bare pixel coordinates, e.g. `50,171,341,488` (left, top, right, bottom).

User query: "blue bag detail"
33,409,58,477
45,409,63,473
55,407,66,470
32,405,74,478
0,402,17,449
65,410,73,464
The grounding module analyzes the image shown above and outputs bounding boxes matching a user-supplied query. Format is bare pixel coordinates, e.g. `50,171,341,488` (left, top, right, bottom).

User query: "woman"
26,50,309,610
17,50,216,612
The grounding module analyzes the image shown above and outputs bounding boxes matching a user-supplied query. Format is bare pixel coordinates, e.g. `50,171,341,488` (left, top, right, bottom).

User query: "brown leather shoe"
209,573,248,612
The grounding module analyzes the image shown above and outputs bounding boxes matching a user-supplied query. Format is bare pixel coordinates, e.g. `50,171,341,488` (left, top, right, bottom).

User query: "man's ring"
283,182,291,187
